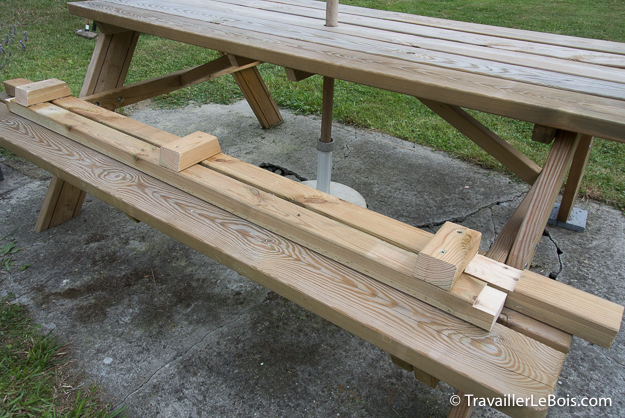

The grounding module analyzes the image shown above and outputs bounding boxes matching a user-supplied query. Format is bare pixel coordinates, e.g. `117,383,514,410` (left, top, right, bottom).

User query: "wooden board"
0,105,567,417
14,79,71,107
67,0,625,142
7,98,506,331
3,78,32,97
40,96,623,347
160,131,221,172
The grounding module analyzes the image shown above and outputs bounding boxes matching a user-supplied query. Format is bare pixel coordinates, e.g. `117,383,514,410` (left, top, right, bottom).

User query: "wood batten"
160,131,221,172
6,98,502,331
14,79,71,107
419,99,541,184
284,67,315,81
498,308,572,354
82,55,260,110
532,124,558,144
415,222,481,290
3,78,32,97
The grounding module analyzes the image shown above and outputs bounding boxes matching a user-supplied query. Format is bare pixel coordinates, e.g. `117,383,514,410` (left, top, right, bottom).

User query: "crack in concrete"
543,229,564,279
414,191,526,229
114,306,255,409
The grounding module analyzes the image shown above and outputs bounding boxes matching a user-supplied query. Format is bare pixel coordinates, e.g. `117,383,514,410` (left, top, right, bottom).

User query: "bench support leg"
448,390,475,418
36,28,139,231
557,134,594,223
222,52,283,129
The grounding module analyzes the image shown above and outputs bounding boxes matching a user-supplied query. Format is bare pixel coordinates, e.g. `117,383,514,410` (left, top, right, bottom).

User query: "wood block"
160,131,221,172
415,222,481,290
15,79,72,107
390,354,413,372
284,68,315,82
414,367,440,389
4,78,32,97
532,124,558,144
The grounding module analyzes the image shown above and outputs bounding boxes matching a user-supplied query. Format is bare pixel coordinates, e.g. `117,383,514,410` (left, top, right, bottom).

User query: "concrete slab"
1,100,624,417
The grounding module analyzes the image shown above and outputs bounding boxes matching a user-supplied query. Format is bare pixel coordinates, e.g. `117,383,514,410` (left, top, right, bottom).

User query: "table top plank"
259,0,625,55
68,0,625,142
131,0,625,102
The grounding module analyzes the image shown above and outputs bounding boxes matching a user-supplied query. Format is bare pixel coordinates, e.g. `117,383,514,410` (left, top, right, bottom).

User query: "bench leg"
224,53,283,129
35,176,86,232
448,390,474,418
36,28,140,231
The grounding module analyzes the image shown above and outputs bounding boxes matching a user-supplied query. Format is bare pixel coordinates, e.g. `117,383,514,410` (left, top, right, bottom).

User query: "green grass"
1,0,624,207
0,295,126,417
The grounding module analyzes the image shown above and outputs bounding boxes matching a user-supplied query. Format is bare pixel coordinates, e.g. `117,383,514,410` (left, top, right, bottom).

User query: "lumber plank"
531,125,558,144
3,78,32,97
557,135,594,223
160,131,221,172
508,131,581,269
0,106,566,418
499,308,572,354
14,79,71,107
44,96,622,346
67,1,625,142
82,55,256,110
420,99,541,184
414,222,482,291
284,67,314,82
507,270,624,349
34,176,65,233
7,99,504,331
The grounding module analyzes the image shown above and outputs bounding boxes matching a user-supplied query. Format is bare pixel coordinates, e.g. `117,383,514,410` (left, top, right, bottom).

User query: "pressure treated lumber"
7,98,505,331
508,131,581,269
557,135,594,223
3,78,32,97
284,67,314,82
14,79,71,107
67,1,625,142
0,106,566,418
419,99,541,185
414,222,482,291
531,125,558,144
160,131,221,172
82,55,260,110
41,95,623,346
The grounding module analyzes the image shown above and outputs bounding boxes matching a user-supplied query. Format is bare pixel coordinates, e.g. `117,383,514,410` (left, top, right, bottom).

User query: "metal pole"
316,76,335,194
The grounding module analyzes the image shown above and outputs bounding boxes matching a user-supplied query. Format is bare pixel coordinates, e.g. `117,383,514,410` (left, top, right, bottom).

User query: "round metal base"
301,180,367,208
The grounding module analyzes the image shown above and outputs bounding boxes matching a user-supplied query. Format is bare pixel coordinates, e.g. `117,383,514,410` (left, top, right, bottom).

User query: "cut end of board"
414,222,482,290
14,79,72,107
159,131,221,172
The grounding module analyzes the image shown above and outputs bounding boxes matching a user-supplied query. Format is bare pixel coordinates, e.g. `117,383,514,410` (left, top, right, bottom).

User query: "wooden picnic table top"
68,0,625,142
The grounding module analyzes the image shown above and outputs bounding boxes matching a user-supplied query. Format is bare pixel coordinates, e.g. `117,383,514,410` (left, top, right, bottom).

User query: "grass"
0,295,126,417
0,0,624,207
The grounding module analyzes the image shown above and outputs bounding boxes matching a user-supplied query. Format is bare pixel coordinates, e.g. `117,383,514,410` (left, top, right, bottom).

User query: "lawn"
1,0,624,207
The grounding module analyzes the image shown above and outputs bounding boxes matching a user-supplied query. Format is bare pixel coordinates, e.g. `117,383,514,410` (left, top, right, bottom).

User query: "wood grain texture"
415,222,482,290
420,99,541,184
0,106,566,418
499,308,572,354
67,1,625,142
557,135,594,222
37,96,620,347
7,99,502,331
3,78,32,97
14,79,71,107
508,131,581,269
160,131,221,172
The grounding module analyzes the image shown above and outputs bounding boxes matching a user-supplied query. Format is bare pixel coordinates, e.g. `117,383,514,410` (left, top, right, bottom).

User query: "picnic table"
1,1,624,416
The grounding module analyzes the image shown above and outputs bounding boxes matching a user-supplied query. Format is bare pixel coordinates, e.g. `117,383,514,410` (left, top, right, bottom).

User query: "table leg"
35,28,139,232
557,135,594,223
223,52,283,128
488,131,581,269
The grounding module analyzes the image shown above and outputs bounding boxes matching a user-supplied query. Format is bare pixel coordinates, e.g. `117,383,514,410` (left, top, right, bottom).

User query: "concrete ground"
1,100,624,417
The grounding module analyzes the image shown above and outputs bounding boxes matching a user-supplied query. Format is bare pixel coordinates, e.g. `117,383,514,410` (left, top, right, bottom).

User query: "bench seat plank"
0,105,565,417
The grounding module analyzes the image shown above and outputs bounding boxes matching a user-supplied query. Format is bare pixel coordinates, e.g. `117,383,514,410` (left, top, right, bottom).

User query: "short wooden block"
414,222,482,290
284,68,315,82
159,131,221,172
4,78,32,97
532,124,558,144
14,79,72,107
413,367,440,389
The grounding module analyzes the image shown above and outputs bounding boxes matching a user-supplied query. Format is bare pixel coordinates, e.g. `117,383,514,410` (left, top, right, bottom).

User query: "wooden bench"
2,0,625,416
1,81,623,417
